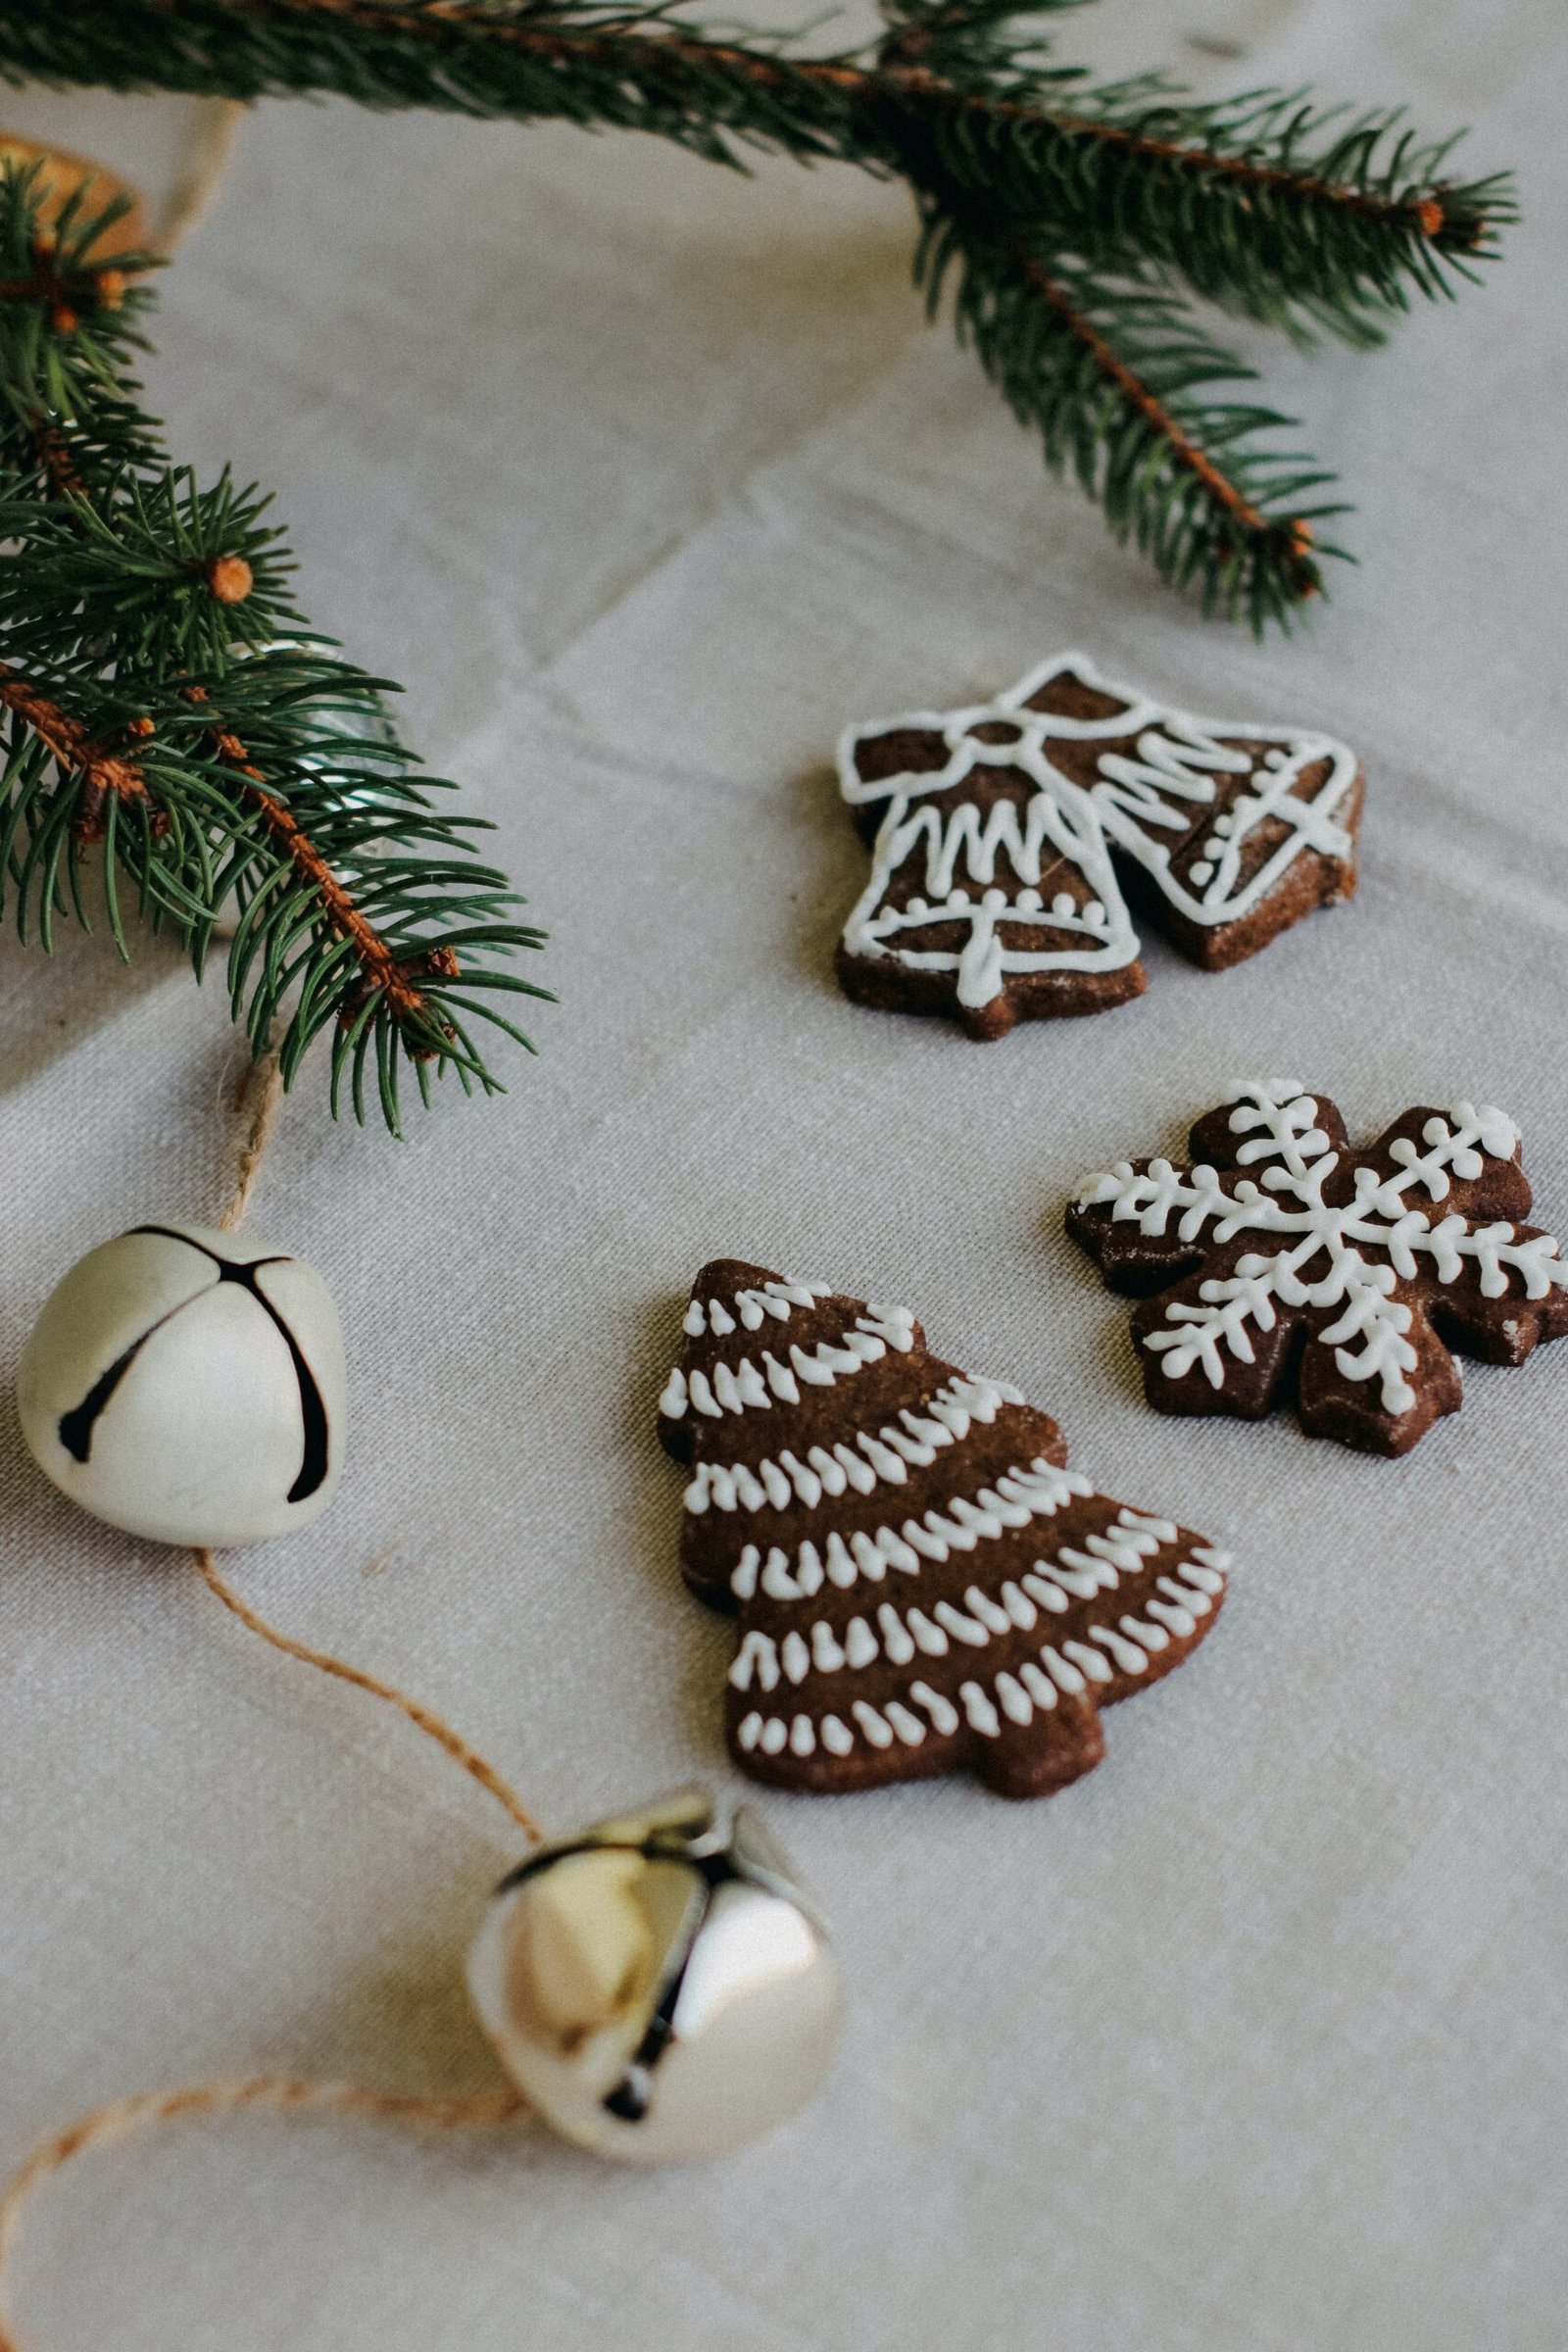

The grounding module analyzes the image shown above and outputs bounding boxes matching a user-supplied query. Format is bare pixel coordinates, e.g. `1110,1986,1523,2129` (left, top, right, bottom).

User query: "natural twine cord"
196,1546,546,1844
219,1047,284,1231
153,99,244,258
0,1558,544,2352
205,1047,544,1845
0,2080,528,2352
0,1062,548,2349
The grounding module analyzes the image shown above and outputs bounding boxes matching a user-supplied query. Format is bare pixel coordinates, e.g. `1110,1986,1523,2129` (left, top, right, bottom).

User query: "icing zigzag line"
681,1373,1026,1511
661,1304,918,1423
731,1554,1228,1760
724,1457,1094,1598
727,1527,1226,1690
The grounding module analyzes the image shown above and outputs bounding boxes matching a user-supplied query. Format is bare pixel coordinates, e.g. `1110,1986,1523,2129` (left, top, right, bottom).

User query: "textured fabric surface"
3,4,1567,2345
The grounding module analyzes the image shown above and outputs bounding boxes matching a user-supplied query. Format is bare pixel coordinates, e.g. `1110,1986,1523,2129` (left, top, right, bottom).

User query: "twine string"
0,2078,527,2352
154,99,244,257
219,1047,284,1231
0,1548,546,2351
0,1048,550,2348
196,1547,547,1844
205,1049,543,1845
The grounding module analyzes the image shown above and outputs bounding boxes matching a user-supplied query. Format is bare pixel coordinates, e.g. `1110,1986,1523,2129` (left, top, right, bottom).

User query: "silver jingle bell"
466,1788,843,2163
17,1222,346,1547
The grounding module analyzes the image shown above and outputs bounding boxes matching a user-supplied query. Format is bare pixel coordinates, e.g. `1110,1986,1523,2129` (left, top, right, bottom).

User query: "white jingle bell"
467,1788,843,2162
17,1222,346,1547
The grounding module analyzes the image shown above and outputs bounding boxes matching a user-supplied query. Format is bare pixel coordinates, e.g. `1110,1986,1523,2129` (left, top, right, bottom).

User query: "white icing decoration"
838,652,1357,1011
935,1598,990,1646
684,1377,1037,1522
959,1681,1002,1739
1091,1624,1149,1675
844,1616,878,1669
877,1602,915,1663
811,1620,847,1671
996,1670,1033,1726
724,1530,1229,1763
1019,1662,1058,1710
721,1461,1090,1597
964,1586,1013,1636
680,1276,834,1359
911,1681,959,1735
672,1304,918,1434
906,1607,949,1655
1075,1081,1565,1416
729,1630,780,1693
1042,1647,1086,1696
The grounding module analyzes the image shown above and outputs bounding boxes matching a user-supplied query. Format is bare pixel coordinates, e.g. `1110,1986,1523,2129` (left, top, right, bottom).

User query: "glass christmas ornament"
467,1788,842,2162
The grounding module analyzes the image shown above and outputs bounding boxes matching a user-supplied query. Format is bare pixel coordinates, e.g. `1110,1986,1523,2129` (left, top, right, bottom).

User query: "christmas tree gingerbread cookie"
836,652,1361,1038
1068,1080,1568,1455
659,1260,1227,1799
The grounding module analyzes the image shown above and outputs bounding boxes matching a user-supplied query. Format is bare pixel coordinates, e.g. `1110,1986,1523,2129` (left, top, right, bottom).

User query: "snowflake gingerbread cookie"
1068,1081,1568,1456
659,1259,1227,1799
836,652,1362,1038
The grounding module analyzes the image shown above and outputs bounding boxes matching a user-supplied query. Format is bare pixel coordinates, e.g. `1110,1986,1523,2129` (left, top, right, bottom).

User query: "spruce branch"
918,214,1344,625
0,163,548,1136
0,0,1514,618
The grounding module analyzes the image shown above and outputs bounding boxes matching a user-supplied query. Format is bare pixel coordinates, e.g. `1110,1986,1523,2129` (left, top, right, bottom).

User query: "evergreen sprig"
0,0,1513,624
919,219,1340,627
0,163,548,1136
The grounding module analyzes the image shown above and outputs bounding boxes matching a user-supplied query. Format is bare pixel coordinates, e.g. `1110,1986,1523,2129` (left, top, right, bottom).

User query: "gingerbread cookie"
658,1259,1227,1798
1068,1080,1568,1456
836,652,1361,1038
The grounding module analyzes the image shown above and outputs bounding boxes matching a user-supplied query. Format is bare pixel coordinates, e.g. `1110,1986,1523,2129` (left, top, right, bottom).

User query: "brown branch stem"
0,665,162,836
1012,255,1316,578
141,0,1458,241
1042,114,1446,237
183,685,451,1032
0,646,445,1031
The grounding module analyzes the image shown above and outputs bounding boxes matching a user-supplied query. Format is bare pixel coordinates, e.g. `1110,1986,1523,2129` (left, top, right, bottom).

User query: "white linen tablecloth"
3,4,1566,2344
